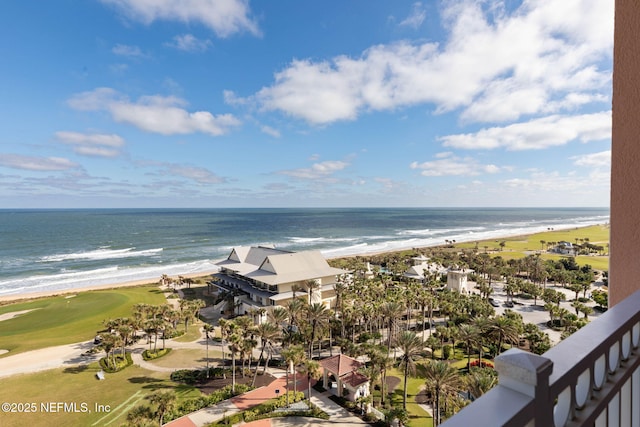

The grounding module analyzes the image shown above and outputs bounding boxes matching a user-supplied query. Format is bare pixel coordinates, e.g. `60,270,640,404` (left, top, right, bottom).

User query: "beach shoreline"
0,222,609,305
0,270,220,304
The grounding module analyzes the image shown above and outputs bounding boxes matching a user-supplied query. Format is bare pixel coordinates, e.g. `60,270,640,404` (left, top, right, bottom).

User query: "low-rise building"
319,354,370,402
211,246,348,322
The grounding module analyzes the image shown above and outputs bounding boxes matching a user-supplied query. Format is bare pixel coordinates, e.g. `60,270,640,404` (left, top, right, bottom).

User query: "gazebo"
319,354,370,401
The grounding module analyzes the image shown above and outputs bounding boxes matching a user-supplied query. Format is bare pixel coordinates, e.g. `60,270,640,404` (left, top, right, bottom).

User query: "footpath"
165,374,367,427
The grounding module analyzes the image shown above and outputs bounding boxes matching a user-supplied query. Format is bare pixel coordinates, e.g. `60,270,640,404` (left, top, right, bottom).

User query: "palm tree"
147,390,176,426
301,358,321,403
281,344,305,407
363,344,388,407
465,367,497,400
252,322,280,386
228,332,241,394
489,316,519,356
457,324,479,370
381,300,404,358
421,360,462,426
286,297,306,328
307,302,330,358
203,323,215,377
395,331,424,410
333,278,348,337
98,332,118,370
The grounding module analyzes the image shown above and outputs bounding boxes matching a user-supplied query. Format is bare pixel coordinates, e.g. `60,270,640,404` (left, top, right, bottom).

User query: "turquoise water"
0,208,609,296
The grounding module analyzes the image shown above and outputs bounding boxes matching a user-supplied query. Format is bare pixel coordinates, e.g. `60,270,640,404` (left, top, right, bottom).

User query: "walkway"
165,374,368,427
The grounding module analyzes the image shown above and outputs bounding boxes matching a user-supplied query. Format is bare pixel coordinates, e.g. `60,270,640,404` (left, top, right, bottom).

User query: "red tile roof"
319,354,363,377
341,371,369,387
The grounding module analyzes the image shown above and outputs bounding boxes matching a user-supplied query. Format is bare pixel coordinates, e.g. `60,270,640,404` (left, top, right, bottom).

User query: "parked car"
489,298,500,307
504,300,514,308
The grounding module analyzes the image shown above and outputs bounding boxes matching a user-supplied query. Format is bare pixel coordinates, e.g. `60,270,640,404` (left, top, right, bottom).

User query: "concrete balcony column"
494,349,554,427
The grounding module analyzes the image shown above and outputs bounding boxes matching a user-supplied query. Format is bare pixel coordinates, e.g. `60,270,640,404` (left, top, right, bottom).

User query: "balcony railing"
442,290,640,427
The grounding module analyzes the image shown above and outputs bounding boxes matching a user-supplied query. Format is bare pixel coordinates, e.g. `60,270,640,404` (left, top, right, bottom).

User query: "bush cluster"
469,360,494,369
142,348,171,360
170,367,227,384
99,352,132,373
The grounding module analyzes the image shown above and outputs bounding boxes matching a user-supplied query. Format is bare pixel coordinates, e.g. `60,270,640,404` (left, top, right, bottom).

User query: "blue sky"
0,0,613,208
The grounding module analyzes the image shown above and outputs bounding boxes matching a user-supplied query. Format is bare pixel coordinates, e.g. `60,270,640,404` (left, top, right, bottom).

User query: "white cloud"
112,44,146,58
55,131,125,158
279,160,349,180
410,152,504,177
166,34,212,52
441,111,611,151
68,88,240,136
0,154,79,171
101,0,259,38
572,150,611,167
260,125,281,138
400,2,427,29
168,165,226,184
251,0,612,125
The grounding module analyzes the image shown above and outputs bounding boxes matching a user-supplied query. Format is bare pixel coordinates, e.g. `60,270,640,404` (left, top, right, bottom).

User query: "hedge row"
142,348,172,360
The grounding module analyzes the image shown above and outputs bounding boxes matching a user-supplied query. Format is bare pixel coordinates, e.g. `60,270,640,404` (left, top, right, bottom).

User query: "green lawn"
455,224,610,270
0,285,166,356
387,367,434,427
149,348,223,369
0,363,199,427
172,320,206,343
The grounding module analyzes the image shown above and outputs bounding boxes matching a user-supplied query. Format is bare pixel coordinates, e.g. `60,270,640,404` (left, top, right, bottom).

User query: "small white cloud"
410,154,504,177
112,44,146,58
157,163,227,184
56,131,125,158
101,0,260,38
400,2,427,29
260,125,281,138
279,160,349,180
440,111,611,151
0,154,79,171
68,88,240,136
166,34,212,52
572,150,611,167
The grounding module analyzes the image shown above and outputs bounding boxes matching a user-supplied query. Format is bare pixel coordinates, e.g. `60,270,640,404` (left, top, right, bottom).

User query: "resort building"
211,246,348,322
403,255,447,281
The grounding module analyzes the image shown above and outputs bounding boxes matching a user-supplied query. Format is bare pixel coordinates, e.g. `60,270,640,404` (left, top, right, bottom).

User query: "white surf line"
92,389,145,426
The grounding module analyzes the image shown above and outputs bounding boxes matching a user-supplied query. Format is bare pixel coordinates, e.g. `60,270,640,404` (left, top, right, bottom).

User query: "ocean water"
0,208,609,297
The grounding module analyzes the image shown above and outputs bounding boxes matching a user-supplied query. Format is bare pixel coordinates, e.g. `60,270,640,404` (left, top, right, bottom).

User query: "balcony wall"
441,290,640,427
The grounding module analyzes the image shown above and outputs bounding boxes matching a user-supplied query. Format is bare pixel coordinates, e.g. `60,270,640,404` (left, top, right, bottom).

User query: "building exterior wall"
610,0,640,306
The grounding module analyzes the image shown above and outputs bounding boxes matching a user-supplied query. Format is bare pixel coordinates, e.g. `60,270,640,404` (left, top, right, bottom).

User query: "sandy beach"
0,270,220,304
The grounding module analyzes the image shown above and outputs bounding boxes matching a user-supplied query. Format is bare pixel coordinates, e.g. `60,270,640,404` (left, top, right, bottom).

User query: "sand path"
0,340,100,379
0,308,41,322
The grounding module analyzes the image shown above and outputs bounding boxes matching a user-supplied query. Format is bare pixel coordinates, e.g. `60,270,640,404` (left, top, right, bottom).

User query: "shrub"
469,360,494,369
142,348,172,360
99,352,133,373
442,344,452,360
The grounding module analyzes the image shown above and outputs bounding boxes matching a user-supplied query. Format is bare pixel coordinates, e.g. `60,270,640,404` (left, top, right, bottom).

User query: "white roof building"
404,256,447,280
212,246,348,320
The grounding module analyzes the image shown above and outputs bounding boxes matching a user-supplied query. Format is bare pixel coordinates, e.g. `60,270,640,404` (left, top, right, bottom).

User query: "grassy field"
387,367,434,427
0,285,166,356
149,348,223,369
0,362,199,427
172,320,206,343
454,224,610,270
